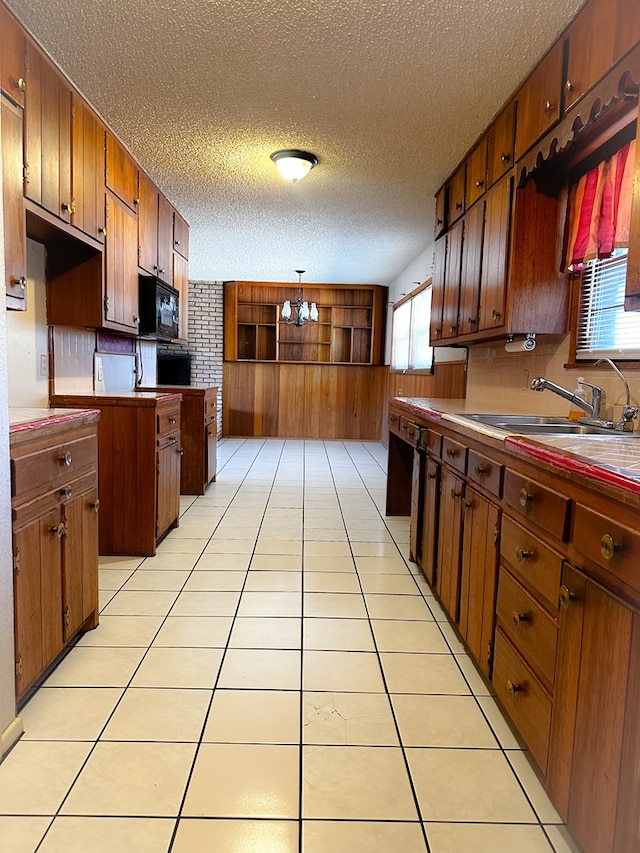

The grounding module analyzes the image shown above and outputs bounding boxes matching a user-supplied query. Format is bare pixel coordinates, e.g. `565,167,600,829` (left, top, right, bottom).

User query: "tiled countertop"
392,397,640,497
9,407,101,433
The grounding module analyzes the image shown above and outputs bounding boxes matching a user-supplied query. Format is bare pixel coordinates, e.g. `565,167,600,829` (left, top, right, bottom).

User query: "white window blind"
576,249,640,360
391,285,433,370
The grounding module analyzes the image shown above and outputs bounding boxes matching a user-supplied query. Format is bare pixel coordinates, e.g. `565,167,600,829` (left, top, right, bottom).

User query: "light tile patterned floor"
0,439,580,852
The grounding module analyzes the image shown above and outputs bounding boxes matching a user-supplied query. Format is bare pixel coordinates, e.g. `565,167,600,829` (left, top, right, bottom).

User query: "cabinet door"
458,201,484,336
13,508,63,699
547,564,634,853
2,95,27,309
419,456,440,586
479,176,512,331
174,210,189,259
447,164,466,225
430,237,447,342
0,6,26,107
173,252,189,343
441,219,463,339
157,193,174,285
137,169,159,274
206,421,217,485
157,435,181,539
515,39,563,159
71,93,106,242
62,485,99,641
434,186,447,238
436,468,464,622
459,488,499,677
104,191,140,332
614,0,640,61
466,138,487,208
409,448,424,564
487,102,515,187
24,46,73,221
105,130,137,210
564,0,616,113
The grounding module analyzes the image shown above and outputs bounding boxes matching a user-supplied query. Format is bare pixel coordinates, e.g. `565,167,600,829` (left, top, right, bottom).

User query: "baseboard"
1,715,24,762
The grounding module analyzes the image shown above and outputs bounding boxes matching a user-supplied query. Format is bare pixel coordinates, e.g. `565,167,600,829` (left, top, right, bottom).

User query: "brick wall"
158,279,224,435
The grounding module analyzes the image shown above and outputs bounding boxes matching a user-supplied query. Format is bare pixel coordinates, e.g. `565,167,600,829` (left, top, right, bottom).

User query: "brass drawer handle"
10,276,27,290
492,309,501,321
559,585,575,608
519,488,533,507
59,451,72,466
565,79,574,93
450,489,463,500
60,488,73,500
500,152,511,163
169,415,177,424
50,522,66,538
512,610,529,627
474,463,488,476
515,546,533,563
600,533,621,561
507,679,522,696
544,99,555,112
16,77,26,93
475,179,484,188
446,448,458,458
90,499,101,513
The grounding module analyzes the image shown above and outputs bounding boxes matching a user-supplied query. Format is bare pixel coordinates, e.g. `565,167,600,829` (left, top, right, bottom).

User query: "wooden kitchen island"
51,391,183,556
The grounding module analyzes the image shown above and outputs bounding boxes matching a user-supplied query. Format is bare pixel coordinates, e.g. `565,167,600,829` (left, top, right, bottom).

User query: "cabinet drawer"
468,449,503,496
500,515,562,611
388,410,403,438
11,435,97,500
503,469,570,541
442,436,467,473
157,406,181,437
399,416,421,447
496,569,558,690
204,393,218,423
493,627,552,773
425,428,442,458
573,503,640,595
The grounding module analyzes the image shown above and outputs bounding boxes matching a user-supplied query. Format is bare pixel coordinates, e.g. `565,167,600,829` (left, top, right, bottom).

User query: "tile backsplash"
52,326,96,395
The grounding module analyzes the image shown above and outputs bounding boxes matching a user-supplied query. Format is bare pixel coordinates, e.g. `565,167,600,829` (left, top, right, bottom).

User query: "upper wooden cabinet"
2,95,27,310
157,193,174,286
173,252,189,343
466,137,488,208
487,102,516,187
105,130,138,211
515,39,563,159
458,200,484,336
429,236,446,342
24,43,73,223
0,5,26,107
104,190,139,332
441,218,463,340
434,185,447,238
71,93,106,242
173,211,189,259
447,163,466,225
137,170,159,275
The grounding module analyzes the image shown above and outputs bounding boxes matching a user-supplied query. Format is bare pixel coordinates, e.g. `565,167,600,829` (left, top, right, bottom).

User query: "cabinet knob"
475,179,484,188
90,499,101,513
16,76,26,92
468,316,477,326
134,197,140,206
474,464,488,476
565,79,574,93
169,415,177,424
500,153,511,163
61,201,76,214
50,522,66,538
178,446,184,455
450,488,463,500
175,240,180,246
10,276,27,290
60,487,73,500
59,451,72,466
519,488,532,507
436,217,443,226
133,315,139,324
446,448,458,458
98,227,107,236
455,201,463,210
507,679,523,696
544,100,555,112
600,533,621,560
158,267,165,274
559,584,576,608
512,610,529,627
492,309,501,321
515,545,533,563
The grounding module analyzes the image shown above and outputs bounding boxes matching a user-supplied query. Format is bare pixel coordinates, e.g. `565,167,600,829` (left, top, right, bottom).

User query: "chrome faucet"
530,376,603,419
594,358,639,432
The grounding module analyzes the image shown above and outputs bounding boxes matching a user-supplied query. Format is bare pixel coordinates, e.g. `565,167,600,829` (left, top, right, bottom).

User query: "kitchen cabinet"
419,453,441,586
457,200,484,336
441,219,463,340
547,563,639,853
465,137,488,208
477,175,511,332
434,185,447,238
157,193,174,286
104,191,140,332
105,130,138,211
486,102,515,187
515,39,563,159
435,464,465,623
429,237,446,342
10,411,99,702
24,44,73,223
173,210,189,259
563,0,618,113
0,4,26,107
2,94,27,310
50,393,182,556
173,252,189,342
447,163,466,225
71,93,106,242
137,169,159,275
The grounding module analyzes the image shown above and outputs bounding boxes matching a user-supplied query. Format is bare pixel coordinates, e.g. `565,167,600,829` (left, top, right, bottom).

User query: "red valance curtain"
565,139,635,271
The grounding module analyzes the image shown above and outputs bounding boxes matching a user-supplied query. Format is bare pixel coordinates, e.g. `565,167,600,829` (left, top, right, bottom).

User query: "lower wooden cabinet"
435,467,465,622
10,411,100,702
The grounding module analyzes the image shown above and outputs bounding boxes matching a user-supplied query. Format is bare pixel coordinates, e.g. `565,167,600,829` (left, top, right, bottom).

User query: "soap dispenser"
569,377,587,421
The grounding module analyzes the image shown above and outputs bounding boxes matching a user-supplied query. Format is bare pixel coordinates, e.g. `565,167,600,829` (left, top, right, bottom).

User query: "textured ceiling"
7,0,583,285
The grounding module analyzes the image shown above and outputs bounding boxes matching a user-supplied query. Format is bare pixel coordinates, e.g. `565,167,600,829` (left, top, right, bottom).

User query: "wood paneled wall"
223,360,467,440
223,363,387,439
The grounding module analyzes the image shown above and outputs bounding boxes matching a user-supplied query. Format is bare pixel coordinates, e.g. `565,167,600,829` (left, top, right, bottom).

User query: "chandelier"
281,270,318,326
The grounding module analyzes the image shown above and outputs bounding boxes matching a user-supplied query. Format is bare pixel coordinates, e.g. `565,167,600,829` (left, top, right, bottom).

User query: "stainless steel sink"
464,413,624,435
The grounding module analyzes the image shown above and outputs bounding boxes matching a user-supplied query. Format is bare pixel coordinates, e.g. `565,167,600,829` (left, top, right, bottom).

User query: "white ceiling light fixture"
270,149,318,183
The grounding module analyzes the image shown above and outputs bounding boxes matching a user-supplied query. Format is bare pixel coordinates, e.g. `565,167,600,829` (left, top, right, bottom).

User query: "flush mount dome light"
270,149,318,183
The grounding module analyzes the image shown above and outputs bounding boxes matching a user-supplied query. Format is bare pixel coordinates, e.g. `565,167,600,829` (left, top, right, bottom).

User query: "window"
576,249,640,360
391,283,433,371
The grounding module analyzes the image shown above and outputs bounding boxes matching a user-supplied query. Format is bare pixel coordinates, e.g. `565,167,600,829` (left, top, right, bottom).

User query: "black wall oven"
138,275,179,340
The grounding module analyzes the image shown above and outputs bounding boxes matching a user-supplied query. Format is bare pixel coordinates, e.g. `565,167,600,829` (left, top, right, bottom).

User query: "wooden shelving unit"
224,281,386,365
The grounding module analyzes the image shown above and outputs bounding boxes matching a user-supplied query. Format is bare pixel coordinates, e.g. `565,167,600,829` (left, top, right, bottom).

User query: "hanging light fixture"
281,270,319,326
270,149,318,183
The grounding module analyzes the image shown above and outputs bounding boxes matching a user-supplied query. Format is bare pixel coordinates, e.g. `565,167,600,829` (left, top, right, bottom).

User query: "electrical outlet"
39,354,48,377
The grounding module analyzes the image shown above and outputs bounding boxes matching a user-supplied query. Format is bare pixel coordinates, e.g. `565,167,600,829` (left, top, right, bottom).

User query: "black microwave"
138,275,179,340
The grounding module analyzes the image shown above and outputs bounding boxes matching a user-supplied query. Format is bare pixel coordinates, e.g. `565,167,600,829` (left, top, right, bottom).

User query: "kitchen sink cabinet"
0,4,26,107
50,393,182,556
24,44,73,223
10,411,100,702
2,94,27,310
70,93,106,243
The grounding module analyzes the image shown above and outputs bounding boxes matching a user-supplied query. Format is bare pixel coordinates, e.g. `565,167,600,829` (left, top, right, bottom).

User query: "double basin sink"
465,413,633,436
